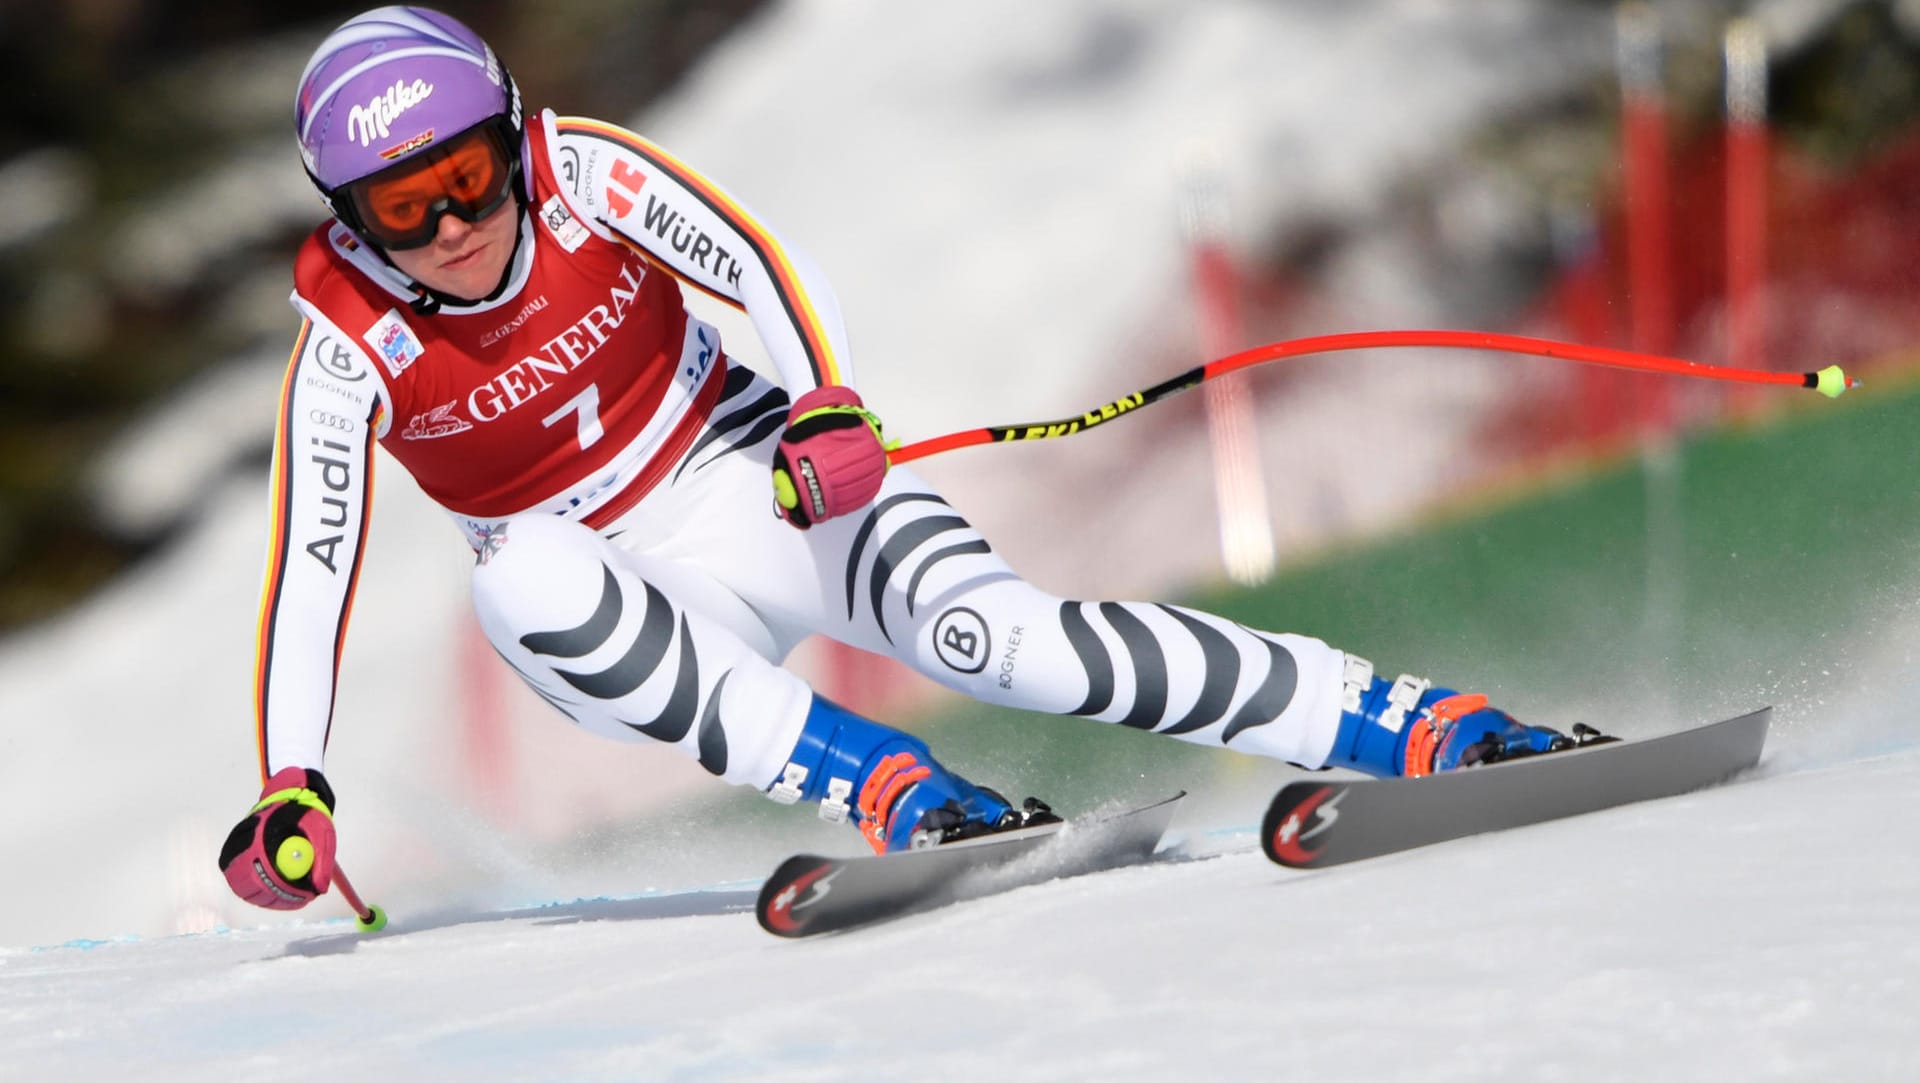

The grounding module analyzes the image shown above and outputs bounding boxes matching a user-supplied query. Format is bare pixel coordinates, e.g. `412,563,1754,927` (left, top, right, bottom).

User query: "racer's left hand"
772,385,888,529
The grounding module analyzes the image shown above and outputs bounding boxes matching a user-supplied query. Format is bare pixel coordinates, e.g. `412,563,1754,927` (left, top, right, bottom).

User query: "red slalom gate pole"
331,863,388,932
1181,158,1275,585
885,329,1856,466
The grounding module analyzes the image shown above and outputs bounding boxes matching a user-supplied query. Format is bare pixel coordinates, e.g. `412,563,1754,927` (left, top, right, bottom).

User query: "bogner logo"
348,79,434,148
932,607,989,674
310,335,367,382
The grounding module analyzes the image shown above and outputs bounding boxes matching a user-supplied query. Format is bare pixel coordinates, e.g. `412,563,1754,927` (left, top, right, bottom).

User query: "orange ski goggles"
341,121,519,250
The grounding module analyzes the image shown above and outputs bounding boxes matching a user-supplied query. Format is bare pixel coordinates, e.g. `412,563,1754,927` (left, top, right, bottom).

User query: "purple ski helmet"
294,6,525,245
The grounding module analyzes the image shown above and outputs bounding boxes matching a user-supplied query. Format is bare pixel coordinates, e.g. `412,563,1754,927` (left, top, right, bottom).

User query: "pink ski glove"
772,385,888,529
218,767,338,911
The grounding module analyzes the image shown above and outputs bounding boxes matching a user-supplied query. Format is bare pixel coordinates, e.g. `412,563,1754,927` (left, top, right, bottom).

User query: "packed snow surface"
3,739,1915,1081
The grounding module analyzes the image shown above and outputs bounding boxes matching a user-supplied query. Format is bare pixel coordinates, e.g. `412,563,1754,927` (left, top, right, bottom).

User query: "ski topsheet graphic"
1263,707,1770,868
757,793,1184,937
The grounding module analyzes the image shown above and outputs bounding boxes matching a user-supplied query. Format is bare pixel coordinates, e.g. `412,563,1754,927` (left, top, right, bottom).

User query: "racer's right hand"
217,767,337,910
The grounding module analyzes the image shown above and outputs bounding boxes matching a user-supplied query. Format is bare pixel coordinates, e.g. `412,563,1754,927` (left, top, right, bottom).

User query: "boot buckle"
1341,655,1375,713
1377,674,1431,733
768,762,809,805
819,777,853,824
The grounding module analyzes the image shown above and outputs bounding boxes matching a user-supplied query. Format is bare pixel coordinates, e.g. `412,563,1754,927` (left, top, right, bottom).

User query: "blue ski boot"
1328,656,1574,778
767,696,1057,852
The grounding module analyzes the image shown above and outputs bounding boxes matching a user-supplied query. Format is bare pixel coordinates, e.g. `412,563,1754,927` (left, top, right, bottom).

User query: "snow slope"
3,738,1915,1082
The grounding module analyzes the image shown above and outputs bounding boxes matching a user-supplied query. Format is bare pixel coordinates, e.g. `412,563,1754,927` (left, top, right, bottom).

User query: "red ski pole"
886,329,1857,465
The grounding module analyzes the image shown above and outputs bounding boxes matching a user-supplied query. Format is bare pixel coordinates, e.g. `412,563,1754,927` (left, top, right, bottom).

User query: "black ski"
756,792,1184,938
1263,707,1771,868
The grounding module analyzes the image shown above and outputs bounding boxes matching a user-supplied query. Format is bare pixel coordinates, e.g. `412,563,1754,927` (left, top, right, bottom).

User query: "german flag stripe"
253,322,309,780
326,425,375,758
558,117,844,386
252,321,378,778
614,235,744,313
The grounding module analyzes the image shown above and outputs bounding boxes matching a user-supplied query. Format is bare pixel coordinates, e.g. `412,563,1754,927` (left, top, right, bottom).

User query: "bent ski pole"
331,863,389,932
885,329,1857,465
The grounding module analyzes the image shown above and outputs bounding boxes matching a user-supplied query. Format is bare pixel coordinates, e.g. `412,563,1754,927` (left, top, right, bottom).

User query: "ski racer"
220,5,1572,913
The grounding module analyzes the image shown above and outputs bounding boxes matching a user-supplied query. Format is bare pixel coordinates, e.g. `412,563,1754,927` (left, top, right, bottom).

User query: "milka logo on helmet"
347,79,435,148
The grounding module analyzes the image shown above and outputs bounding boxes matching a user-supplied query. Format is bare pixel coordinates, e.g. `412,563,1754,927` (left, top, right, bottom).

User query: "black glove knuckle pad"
782,410,865,443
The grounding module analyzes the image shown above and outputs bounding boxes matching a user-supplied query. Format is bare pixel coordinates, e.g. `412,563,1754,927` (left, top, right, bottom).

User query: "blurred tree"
1771,0,1920,165
0,0,763,635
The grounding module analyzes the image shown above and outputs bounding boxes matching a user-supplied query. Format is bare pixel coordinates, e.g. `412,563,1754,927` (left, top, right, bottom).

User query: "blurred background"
4,0,1920,947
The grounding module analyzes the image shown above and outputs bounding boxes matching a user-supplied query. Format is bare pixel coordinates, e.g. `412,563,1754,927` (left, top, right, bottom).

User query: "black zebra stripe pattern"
674,364,789,482
842,492,1007,644
514,561,730,775
1060,601,1298,743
